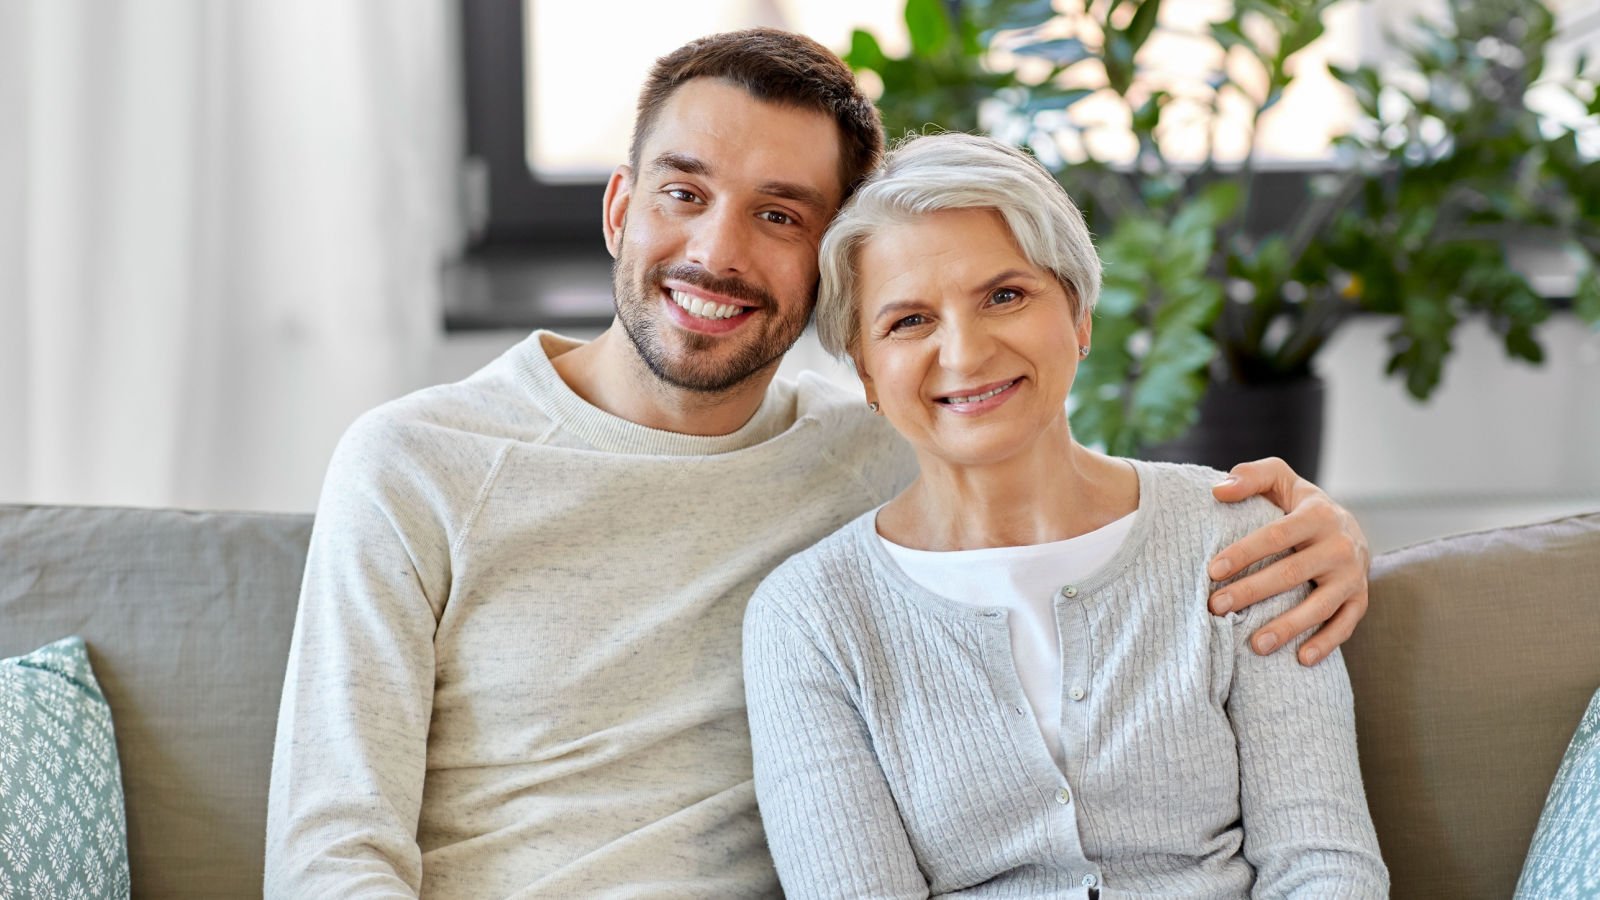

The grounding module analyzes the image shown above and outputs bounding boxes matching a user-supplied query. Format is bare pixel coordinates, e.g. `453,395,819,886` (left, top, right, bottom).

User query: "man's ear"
602,165,633,259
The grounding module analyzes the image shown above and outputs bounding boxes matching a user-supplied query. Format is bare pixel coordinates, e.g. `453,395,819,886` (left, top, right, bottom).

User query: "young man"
266,29,1371,898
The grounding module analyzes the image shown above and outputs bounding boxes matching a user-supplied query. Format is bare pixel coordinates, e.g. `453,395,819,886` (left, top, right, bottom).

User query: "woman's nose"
939,317,997,375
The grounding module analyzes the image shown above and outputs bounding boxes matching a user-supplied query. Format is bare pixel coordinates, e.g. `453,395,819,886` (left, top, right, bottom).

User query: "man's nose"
684,205,752,276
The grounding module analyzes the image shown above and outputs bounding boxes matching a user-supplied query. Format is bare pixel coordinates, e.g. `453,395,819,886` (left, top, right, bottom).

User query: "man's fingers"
1207,501,1333,584
1293,590,1369,665
1246,580,1362,658
1209,536,1352,614
1210,457,1297,507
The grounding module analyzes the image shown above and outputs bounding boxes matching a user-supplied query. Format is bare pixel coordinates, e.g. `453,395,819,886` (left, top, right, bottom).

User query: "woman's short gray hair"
813,132,1101,359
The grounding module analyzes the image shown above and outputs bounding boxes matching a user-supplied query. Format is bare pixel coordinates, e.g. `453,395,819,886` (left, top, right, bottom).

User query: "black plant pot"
1140,376,1325,482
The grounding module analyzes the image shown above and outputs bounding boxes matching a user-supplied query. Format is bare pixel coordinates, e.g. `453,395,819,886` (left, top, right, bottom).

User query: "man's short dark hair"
630,28,885,203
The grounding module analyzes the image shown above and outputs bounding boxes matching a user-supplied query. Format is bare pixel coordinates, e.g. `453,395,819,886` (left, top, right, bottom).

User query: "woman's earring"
868,401,880,413
1078,345,1090,358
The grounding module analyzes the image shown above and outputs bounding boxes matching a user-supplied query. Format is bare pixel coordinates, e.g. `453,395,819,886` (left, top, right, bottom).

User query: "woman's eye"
760,210,795,226
889,314,928,332
991,287,1023,305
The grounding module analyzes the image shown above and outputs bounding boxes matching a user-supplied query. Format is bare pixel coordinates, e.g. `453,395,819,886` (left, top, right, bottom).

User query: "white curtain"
0,0,463,512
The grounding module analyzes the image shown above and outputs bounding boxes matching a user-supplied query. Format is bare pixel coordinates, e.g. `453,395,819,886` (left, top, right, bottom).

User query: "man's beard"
612,253,811,395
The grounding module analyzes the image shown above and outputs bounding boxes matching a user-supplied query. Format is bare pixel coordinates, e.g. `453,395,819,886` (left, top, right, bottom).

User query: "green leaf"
1574,268,1600,325
1017,87,1096,114
1130,90,1167,136
1504,325,1544,363
1104,31,1135,95
1129,328,1214,441
977,0,1059,38
1210,19,1254,54
905,0,952,57
1012,37,1090,66
1173,181,1241,232
1124,0,1163,54
845,29,888,73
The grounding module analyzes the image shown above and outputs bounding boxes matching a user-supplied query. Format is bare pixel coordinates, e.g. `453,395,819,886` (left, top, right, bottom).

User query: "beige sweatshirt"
265,331,914,898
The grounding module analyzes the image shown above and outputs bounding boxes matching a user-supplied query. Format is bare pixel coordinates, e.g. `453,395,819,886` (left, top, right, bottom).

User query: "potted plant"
846,0,1600,478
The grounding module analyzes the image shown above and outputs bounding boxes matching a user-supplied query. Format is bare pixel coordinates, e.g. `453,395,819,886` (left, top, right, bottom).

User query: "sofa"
1,504,1597,898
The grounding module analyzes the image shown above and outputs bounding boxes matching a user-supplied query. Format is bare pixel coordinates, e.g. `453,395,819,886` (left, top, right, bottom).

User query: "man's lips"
662,281,756,321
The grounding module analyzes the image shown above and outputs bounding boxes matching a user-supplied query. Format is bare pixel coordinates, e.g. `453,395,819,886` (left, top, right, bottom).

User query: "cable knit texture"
744,460,1387,899
265,331,915,898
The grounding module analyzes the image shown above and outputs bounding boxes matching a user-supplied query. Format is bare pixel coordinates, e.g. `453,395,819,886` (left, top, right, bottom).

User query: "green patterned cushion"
1517,685,1600,898
0,637,131,898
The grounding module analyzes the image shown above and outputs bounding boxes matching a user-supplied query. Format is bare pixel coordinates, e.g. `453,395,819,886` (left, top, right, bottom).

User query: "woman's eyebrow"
974,269,1038,294
871,299,924,322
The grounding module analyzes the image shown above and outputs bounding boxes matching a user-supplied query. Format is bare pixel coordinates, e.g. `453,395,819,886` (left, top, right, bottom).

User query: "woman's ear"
853,352,878,407
602,165,633,258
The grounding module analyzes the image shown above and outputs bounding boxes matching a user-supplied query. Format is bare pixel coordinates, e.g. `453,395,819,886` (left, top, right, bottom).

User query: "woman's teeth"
671,289,743,320
942,381,1015,404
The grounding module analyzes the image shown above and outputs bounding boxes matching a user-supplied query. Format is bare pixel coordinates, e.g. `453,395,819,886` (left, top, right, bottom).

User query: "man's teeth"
670,289,743,320
943,381,1014,404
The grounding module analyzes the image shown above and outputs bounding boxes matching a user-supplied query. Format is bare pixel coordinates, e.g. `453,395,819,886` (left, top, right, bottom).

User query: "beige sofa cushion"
0,505,311,900
1344,511,1600,900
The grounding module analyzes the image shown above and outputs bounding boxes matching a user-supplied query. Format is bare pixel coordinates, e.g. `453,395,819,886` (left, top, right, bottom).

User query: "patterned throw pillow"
1516,685,1600,898
0,637,131,898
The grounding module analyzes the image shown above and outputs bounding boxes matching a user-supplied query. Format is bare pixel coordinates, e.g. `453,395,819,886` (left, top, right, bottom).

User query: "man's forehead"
638,78,845,205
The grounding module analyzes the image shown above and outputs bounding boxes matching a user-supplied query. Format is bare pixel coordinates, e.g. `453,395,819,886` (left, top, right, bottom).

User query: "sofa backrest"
0,505,310,899
3,504,1598,897
1344,511,1600,899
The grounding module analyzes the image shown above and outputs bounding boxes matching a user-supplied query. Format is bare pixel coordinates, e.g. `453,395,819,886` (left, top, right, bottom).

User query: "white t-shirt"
879,513,1135,770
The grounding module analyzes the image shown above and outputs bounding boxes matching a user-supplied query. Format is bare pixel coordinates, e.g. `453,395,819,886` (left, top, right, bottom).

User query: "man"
266,28,1370,897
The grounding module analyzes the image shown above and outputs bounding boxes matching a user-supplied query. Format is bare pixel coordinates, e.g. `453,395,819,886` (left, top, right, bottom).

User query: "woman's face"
853,207,1091,470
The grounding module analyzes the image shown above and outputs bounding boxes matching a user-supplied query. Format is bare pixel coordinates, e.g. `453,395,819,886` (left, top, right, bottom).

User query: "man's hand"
1206,457,1371,667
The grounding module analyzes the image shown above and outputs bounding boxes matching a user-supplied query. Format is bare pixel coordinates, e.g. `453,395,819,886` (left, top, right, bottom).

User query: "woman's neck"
878,429,1139,551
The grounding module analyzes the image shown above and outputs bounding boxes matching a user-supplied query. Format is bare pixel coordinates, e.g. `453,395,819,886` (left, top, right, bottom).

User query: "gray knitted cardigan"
743,460,1387,899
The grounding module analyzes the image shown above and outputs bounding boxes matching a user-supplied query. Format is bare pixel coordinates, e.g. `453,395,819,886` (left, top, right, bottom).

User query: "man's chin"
639,346,781,395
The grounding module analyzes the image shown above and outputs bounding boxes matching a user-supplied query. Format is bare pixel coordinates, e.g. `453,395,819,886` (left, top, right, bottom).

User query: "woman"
743,133,1386,898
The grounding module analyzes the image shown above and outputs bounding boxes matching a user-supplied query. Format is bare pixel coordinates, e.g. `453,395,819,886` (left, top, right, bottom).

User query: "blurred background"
1,0,1596,552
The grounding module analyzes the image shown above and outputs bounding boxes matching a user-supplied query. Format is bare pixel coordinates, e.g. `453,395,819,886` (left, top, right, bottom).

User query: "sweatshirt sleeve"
743,582,929,900
264,415,462,898
1226,581,1389,898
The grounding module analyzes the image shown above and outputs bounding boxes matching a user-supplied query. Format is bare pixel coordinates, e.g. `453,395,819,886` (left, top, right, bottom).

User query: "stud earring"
1078,346,1090,357
868,401,880,413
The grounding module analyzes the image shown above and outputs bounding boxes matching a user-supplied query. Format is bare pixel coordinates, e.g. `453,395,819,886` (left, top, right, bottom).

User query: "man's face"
603,78,845,394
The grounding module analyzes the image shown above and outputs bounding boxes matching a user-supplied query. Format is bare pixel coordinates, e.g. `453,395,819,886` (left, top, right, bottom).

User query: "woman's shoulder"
746,510,884,631
1134,459,1285,544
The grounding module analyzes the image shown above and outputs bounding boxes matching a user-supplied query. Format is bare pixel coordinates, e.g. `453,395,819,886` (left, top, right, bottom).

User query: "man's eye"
666,188,702,203
760,210,795,226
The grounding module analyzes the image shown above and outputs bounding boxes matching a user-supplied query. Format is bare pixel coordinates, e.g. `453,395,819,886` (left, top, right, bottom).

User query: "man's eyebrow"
755,181,830,213
647,152,710,177
645,153,830,213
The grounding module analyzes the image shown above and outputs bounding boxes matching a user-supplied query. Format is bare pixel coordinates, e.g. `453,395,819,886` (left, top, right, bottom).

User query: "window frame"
461,0,607,247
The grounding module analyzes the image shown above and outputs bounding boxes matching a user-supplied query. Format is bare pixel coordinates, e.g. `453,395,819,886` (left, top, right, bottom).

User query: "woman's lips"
935,378,1022,413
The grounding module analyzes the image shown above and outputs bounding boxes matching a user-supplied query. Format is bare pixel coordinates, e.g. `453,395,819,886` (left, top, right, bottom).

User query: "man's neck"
549,325,778,437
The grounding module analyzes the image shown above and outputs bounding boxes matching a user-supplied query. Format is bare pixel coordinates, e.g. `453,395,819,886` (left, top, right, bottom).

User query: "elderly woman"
742,134,1386,898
